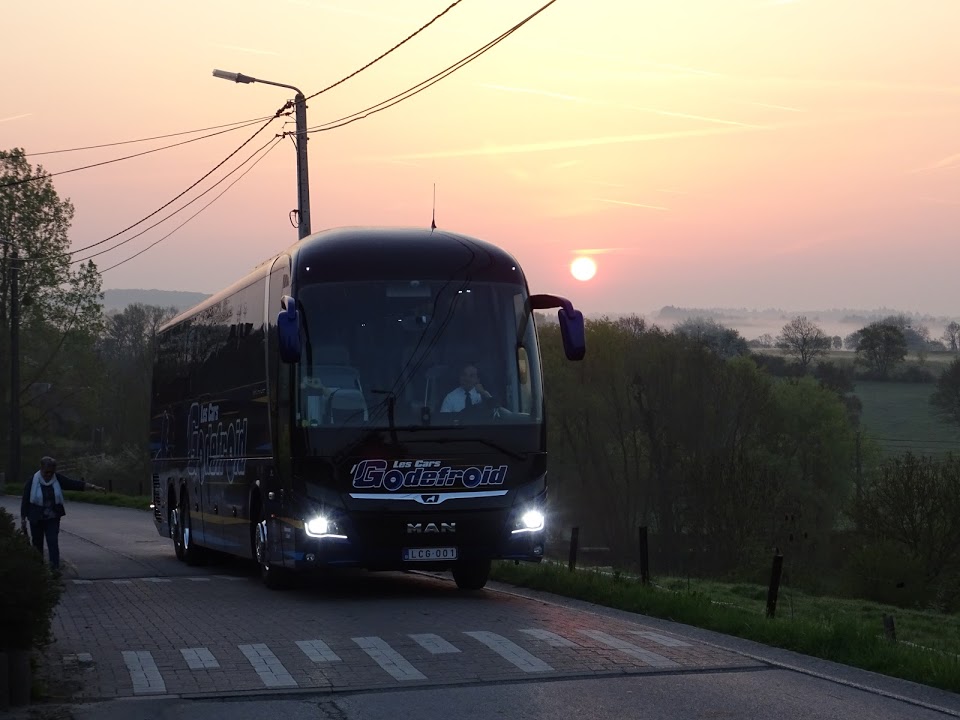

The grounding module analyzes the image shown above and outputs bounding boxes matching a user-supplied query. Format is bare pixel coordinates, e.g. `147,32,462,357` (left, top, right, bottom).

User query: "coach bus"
149,226,585,590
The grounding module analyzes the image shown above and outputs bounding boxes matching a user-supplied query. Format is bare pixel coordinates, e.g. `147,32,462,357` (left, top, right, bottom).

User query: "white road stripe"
464,631,553,673
410,633,460,654
122,650,166,694
77,652,93,663
578,630,680,668
519,628,580,648
72,579,93,585
296,639,341,663
180,647,220,669
630,631,692,648
142,578,172,583
239,644,298,687
111,580,132,585
353,637,426,681
214,575,245,581
186,577,211,582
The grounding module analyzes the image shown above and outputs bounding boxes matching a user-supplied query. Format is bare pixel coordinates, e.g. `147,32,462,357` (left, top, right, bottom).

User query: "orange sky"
2,0,959,315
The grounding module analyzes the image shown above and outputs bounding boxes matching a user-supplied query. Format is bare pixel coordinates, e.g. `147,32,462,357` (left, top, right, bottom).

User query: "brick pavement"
37,570,763,701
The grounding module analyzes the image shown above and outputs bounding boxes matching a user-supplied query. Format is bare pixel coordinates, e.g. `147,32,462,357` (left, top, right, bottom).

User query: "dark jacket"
20,473,86,523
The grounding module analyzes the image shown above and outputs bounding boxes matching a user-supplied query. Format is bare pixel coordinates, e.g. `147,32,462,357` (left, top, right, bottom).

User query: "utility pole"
8,246,20,487
212,70,312,239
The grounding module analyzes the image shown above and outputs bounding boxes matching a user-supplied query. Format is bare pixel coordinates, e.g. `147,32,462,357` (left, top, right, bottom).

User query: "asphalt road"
2,495,957,720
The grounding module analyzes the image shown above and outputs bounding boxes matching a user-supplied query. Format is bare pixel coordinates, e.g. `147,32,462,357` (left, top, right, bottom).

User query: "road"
2,495,957,719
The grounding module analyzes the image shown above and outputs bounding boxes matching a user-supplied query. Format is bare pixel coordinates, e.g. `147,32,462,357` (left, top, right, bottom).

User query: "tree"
0,148,104,476
672,316,748,359
931,357,960,427
776,316,831,372
943,322,960,353
855,323,907,380
843,331,862,351
832,335,842,350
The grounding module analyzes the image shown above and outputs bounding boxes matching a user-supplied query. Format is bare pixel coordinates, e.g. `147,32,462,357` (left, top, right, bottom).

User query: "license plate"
403,547,458,561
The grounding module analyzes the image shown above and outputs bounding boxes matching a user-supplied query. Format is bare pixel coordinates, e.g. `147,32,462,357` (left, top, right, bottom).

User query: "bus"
149,226,585,590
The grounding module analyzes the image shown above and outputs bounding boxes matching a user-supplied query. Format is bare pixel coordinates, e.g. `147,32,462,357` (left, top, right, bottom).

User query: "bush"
842,537,932,609
0,508,62,651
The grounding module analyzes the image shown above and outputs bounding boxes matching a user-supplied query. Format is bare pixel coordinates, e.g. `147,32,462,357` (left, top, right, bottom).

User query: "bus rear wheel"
452,558,491,590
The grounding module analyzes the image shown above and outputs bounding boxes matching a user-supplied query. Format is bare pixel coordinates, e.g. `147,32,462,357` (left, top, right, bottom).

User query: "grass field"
855,381,960,457
491,561,960,693
2,483,152,511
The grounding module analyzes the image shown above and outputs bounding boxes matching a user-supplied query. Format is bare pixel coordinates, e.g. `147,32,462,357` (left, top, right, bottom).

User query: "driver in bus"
440,363,492,413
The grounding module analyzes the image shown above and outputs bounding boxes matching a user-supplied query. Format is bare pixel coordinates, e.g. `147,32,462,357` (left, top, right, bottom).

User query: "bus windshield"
294,280,543,430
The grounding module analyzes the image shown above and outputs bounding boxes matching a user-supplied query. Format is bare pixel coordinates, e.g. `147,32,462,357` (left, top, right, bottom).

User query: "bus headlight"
304,515,347,539
512,509,545,534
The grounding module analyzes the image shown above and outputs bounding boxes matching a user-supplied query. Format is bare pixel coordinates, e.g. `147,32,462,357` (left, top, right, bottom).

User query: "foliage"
930,357,960,426
776,316,831,372
943,322,960,353
850,454,960,602
0,508,62,651
0,148,104,473
670,316,748,359
855,322,908,379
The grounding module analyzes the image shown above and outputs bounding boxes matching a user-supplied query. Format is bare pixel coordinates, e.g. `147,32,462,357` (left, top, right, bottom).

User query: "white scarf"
30,471,65,507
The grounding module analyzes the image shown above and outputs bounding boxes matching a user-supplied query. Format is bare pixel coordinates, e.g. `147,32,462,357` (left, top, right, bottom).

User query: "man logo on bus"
351,459,507,491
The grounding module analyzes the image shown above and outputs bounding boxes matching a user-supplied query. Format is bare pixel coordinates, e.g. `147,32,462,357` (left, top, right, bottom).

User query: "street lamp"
213,69,312,239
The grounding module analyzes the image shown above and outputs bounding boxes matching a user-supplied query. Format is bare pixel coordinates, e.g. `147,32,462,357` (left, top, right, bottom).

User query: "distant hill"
102,289,210,313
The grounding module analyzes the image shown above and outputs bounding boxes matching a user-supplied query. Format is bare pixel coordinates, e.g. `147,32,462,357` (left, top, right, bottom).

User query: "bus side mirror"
529,293,586,361
277,296,301,364
559,305,585,361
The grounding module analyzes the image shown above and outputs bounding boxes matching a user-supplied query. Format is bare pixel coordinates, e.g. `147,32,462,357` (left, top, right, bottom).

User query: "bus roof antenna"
430,183,436,230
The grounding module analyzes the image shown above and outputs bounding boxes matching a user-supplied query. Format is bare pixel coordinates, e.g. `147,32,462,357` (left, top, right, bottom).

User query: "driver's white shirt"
440,386,482,413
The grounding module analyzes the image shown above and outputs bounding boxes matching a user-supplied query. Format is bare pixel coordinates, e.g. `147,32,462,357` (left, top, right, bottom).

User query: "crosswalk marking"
142,578,172,583
186,577,211,582
409,633,460,654
110,580,132,585
464,631,553,673
578,630,681,668
296,639,341,663
630,631,692,648
180,647,219,669
353,637,426,681
519,628,580,648
239,644,298,687
122,650,166,694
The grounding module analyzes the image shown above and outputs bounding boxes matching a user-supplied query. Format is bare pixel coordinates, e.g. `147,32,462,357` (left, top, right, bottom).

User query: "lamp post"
213,69,312,239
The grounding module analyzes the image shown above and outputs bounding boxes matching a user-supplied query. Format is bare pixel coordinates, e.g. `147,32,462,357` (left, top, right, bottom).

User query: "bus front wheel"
452,558,491,591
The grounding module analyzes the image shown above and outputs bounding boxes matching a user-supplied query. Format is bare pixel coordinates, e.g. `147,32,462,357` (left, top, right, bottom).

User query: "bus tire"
170,488,185,561
180,489,206,566
254,505,289,590
453,559,491,591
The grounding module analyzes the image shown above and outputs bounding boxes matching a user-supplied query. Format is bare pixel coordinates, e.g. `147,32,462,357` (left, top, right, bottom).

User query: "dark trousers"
29,517,62,570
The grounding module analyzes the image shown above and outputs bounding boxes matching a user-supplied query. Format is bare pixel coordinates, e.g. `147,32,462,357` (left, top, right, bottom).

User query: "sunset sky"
2,0,959,316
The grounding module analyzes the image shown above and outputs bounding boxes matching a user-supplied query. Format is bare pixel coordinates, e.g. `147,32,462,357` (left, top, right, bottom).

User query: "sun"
570,256,597,282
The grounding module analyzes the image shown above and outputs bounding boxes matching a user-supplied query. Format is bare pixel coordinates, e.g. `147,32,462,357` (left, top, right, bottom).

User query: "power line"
306,0,558,134
70,134,281,266
304,0,467,101
1,117,278,189
98,138,283,273
26,111,282,262
24,116,275,156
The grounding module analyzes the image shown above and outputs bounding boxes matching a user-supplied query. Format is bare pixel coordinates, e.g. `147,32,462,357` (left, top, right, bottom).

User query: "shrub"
0,508,62,651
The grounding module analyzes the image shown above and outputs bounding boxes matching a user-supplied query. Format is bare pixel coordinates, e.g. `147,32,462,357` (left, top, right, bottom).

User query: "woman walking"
20,456,105,573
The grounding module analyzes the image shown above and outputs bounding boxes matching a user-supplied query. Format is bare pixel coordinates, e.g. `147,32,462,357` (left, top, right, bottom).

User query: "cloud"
909,151,960,174
624,105,762,128
0,113,31,124
478,84,589,103
212,44,280,56
740,100,806,113
597,199,670,211
383,125,769,161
